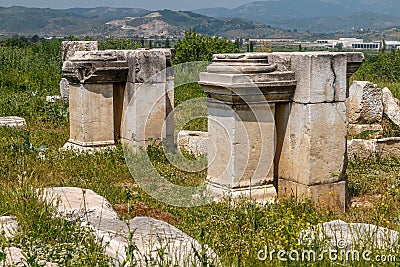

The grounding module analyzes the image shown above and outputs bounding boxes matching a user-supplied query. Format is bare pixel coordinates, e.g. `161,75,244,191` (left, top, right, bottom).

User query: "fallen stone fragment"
382,87,400,127
41,187,220,266
0,247,26,267
0,117,26,128
45,96,62,103
0,216,20,239
300,220,399,250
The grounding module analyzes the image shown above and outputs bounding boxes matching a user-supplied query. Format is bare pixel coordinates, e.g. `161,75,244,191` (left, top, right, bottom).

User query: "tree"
165,38,170,48
173,30,239,64
380,39,387,53
249,41,254,52
335,42,343,51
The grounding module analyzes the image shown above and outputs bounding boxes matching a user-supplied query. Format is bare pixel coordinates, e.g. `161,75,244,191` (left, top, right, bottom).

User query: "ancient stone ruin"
61,42,174,152
199,52,364,212
61,41,365,212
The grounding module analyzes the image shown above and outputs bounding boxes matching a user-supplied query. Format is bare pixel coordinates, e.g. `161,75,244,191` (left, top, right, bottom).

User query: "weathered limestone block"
376,137,400,158
347,139,377,158
348,137,400,158
121,81,174,148
61,41,98,62
0,116,26,128
269,52,348,103
382,87,400,126
346,81,383,124
177,130,209,156
62,51,129,150
41,188,220,266
199,53,296,202
278,102,348,186
120,49,174,149
207,101,276,189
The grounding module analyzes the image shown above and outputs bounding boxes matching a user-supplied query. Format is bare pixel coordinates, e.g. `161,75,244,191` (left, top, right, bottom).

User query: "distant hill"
194,0,400,33
0,6,150,36
0,6,290,38
281,12,400,33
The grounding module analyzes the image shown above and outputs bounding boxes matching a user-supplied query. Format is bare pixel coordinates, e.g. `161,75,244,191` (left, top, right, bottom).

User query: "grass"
0,39,399,266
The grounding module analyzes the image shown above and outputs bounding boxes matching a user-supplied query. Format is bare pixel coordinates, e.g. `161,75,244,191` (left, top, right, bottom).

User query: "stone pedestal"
120,49,174,149
269,52,364,212
62,51,129,150
61,48,174,152
199,53,296,202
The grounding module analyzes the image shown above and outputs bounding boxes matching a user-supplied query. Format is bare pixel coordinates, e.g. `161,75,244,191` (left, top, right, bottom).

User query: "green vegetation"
0,38,399,266
173,30,239,64
353,49,400,99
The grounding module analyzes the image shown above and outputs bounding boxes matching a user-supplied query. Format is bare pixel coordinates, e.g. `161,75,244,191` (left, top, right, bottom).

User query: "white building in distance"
316,38,400,50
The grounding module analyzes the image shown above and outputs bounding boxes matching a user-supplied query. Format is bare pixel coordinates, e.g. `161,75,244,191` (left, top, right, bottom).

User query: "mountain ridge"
194,0,400,32
0,6,289,38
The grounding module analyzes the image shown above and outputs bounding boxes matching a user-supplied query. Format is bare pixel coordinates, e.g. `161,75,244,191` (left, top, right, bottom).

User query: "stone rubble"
346,81,383,124
42,187,220,266
300,220,399,250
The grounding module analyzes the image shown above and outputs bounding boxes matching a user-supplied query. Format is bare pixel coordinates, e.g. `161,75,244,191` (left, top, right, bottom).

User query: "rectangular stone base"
206,182,277,204
278,179,347,213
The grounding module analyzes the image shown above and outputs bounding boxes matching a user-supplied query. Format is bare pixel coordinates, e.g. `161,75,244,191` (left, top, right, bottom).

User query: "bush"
173,30,239,64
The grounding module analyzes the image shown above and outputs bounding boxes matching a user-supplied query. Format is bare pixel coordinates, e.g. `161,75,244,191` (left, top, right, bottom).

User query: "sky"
0,0,252,10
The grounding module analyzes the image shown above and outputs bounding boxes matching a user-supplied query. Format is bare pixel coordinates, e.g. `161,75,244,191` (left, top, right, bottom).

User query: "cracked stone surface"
42,187,220,266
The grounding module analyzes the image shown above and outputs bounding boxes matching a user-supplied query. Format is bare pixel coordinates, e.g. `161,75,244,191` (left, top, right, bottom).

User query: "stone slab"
0,117,26,128
348,137,400,158
41,187,220,266
206,183,277,204
46,95,62,103
278,102,348,186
